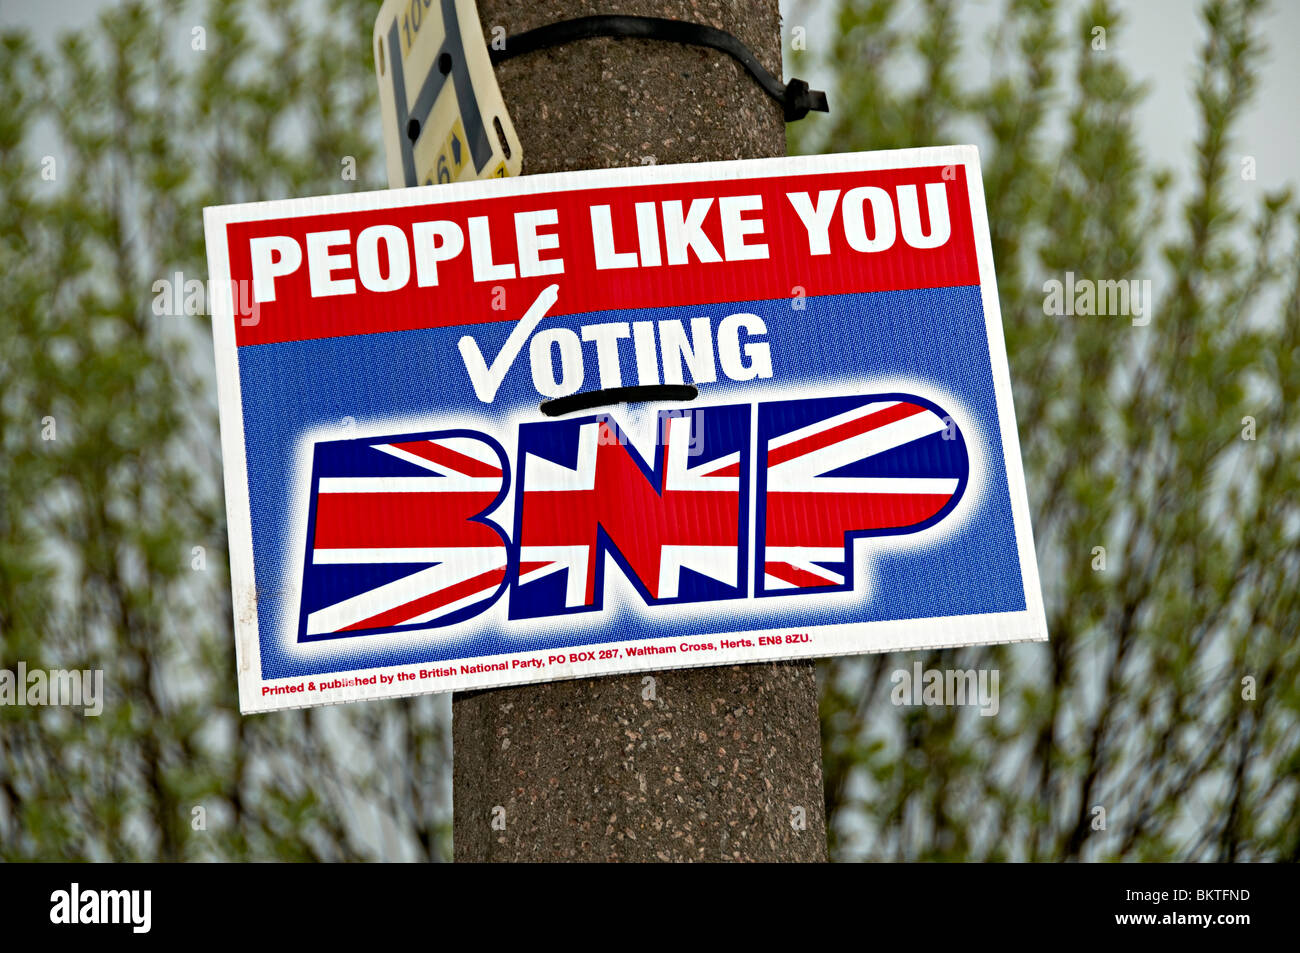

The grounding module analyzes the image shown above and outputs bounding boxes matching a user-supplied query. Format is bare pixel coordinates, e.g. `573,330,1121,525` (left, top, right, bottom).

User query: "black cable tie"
490,15,829,122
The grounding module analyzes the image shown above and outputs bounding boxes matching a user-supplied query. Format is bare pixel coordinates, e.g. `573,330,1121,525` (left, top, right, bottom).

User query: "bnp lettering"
295,391,971,641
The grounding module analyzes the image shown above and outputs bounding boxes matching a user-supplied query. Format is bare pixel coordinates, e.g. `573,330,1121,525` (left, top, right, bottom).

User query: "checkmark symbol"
458,283,560,403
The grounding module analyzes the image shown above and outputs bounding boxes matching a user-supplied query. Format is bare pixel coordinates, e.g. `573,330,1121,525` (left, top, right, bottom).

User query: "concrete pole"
453,0,827,862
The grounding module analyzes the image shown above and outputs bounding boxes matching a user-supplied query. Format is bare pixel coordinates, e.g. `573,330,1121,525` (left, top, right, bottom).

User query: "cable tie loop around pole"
489,15,830,122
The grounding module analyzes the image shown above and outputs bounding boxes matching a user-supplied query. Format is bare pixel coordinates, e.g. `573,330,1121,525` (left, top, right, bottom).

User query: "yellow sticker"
373,0,522,188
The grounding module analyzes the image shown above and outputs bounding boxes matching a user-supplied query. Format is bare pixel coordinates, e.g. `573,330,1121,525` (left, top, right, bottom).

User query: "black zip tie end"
781,77,828,122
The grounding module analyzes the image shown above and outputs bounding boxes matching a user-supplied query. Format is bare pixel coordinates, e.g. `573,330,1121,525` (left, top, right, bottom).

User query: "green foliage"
1,0,450,861
794,0,1300,860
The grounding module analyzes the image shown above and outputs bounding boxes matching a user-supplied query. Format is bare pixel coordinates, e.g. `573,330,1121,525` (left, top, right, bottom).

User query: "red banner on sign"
225,165,977,347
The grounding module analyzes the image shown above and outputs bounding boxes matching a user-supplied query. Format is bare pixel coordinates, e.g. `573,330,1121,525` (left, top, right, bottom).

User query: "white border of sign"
204,146,1047,714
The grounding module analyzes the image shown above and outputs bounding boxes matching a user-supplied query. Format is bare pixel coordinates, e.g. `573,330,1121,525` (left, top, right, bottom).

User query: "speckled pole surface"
451,0,826,863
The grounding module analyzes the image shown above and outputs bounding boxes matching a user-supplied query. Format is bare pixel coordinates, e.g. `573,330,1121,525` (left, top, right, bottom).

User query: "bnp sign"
204,147,1047,713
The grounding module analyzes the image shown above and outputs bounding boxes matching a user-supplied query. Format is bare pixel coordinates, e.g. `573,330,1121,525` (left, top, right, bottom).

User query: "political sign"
373,0,521,188
204,146,1047,714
